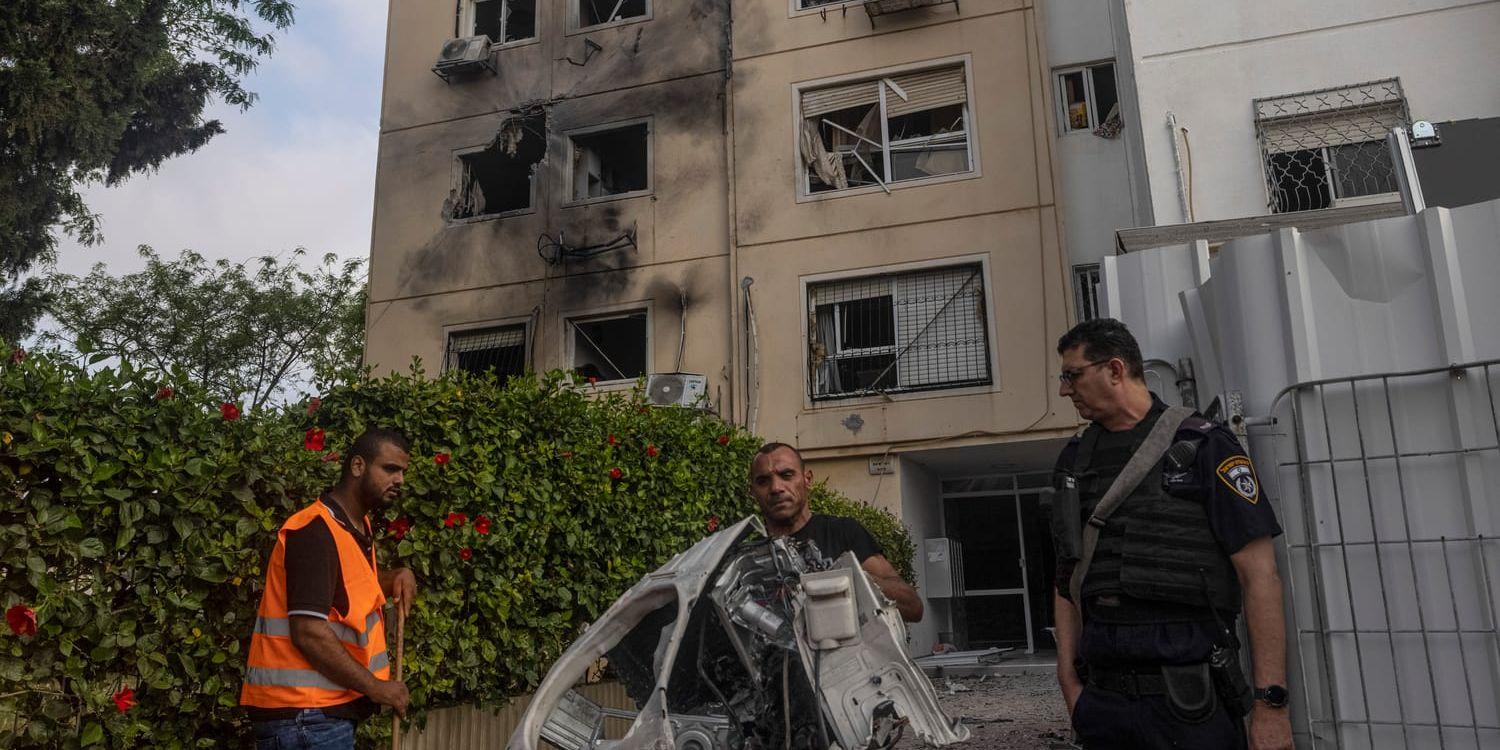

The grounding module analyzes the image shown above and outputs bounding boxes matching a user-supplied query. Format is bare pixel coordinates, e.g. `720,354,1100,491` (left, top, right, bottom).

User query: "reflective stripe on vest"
254,610,383,647
240,500,388,709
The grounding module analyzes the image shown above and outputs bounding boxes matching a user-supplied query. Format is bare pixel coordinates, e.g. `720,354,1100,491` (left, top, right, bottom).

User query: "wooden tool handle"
391,605,406,750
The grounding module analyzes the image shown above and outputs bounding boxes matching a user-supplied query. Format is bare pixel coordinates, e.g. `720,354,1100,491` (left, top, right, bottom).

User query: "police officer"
1050,319,1293,750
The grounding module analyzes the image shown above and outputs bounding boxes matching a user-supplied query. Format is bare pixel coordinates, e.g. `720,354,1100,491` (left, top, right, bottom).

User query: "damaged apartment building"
366,0,1082,657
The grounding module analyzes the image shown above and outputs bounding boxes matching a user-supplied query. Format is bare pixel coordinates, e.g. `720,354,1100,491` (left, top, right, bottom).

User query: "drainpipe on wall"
1167,111,1191,224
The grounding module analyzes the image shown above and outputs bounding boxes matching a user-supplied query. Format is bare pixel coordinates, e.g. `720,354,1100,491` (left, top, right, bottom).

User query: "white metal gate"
1255,359,1500,749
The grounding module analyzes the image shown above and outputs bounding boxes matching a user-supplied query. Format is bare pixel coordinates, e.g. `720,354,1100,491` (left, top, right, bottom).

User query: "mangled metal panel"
508,517,969,750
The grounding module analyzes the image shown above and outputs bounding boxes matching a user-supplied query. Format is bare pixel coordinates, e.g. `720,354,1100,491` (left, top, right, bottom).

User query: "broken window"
569,122,650,201
578,0,648,28
1255,79,1408,213
799,64,973,195
798,0,844,7
1055,62,1118,134
452,115,546,219
1073,264,1101,321
470,0,536,44
569,309,648,382
809,263,990,400
445,323,528,381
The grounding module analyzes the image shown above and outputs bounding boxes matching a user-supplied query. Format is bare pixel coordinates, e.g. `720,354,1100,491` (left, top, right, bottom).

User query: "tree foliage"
0,0,296,341
43,246,366,410
0,346,917,748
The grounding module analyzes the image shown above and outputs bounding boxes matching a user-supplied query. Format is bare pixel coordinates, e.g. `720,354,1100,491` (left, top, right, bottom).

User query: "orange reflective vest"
240,500,389,709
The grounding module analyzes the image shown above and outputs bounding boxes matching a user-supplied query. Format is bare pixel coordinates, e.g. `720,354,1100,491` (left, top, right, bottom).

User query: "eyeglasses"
1058,359,1112,386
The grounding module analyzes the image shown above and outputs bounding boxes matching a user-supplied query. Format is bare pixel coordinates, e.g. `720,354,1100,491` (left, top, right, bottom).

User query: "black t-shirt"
790,514,883,567
1051,397,1283,665
247,495,378,722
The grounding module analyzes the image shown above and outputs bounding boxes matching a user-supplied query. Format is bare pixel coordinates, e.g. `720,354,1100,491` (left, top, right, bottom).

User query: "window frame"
1053,61,1116,135
449,136,542,224
562,303,653,388
569,0,653,34
1072,263,1102,322
562,117,655,207
442,317,533,378
800,254,997,406
461,0,540,49
789,0,857,15
792,55,981,202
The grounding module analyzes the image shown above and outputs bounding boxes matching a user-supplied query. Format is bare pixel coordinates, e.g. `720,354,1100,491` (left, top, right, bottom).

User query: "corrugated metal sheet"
401,682,635,750
1103,199,1500,749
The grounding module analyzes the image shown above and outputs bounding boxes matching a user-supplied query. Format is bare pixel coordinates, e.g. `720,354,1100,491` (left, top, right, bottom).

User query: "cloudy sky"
51,0,388,276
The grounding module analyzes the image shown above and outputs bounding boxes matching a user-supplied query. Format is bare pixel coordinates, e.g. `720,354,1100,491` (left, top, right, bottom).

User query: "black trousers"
1071,685,1246,750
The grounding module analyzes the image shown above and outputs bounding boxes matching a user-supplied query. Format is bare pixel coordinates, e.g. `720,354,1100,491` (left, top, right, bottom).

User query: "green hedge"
0,347,914,748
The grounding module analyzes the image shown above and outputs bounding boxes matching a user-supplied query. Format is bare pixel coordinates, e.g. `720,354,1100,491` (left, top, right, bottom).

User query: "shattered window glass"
801,64,971,195
579,0,648,27
472,0,536,44
569,310,648,382
570,122,650,200
452,114,546,219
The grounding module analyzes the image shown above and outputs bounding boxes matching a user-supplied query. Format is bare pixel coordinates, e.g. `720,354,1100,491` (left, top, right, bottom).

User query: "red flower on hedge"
561,451,574,459
444,511,467,528
306,397,322,415
707,516,720,533
474,515,491,535
6,604,36,636
607,435,619,446
304,428,326,451
322,450,341,463
8,347,25,365
111,687,135,713
220,402,241,421
388,518,412,540
459,547,473,562
155,386,174,401
646,445,659,458
716,434,730,446
609,467,623,480
434,452,451,465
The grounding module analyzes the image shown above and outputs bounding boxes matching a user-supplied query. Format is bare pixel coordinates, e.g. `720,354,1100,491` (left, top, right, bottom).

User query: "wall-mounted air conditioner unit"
432,35,495,82
923,538,965,599
645,373,707,407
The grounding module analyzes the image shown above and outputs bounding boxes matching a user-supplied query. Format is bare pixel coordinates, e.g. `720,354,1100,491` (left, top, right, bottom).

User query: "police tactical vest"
1072,412,1242,620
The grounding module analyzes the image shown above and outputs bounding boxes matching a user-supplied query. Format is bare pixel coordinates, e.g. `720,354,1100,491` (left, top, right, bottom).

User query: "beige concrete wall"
732,5,1078,456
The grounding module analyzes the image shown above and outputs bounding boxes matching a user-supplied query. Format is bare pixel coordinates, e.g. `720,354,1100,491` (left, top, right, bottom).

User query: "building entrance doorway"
941,473,1056,653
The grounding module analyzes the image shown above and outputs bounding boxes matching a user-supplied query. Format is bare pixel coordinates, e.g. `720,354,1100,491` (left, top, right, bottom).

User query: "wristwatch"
1254,685,1289,708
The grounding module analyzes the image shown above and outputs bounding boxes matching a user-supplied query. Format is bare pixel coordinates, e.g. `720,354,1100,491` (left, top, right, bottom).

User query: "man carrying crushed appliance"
1050,319,1293,750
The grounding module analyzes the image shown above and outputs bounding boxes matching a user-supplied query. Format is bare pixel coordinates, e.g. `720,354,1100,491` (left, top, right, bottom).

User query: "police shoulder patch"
1216,455,1260,504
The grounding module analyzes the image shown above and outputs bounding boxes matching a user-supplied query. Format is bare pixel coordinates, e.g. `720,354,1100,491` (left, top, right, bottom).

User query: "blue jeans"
252,709,356,750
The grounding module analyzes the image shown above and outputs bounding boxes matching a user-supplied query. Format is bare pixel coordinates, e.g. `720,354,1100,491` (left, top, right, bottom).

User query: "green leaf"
78,537,105,558
80,721,104,745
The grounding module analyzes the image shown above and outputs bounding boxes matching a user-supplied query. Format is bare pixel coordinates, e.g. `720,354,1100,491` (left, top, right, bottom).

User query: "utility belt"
1080,646,1253,724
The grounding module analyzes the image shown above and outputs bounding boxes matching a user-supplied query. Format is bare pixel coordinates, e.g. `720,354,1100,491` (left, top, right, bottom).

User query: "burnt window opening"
570,122,650,201
445,324,528,381
800,65,972,195
453,115,546,219
570,310,648,382
472,0,536,44
579,0,648,27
